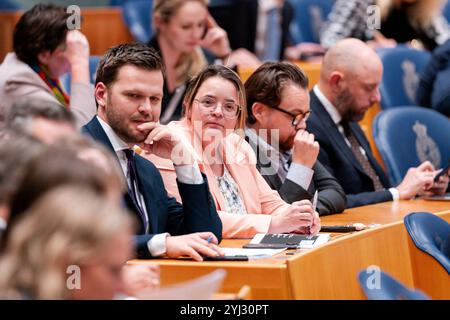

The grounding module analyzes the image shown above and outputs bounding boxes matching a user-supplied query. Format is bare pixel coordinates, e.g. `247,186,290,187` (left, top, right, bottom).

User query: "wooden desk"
128,200,450,300
0,8,133,61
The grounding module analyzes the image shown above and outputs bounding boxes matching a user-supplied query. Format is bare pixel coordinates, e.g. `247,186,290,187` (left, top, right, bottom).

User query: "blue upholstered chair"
358,269,429,300
60,56,101,95
0,0,22,10
372,106,450,185
377,46,431,109
404,212,450,274
288,0,333,44
121,0,153,43
443,0,450,23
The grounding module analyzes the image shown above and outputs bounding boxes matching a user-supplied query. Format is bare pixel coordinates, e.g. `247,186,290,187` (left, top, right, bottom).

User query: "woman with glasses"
144,65,320,238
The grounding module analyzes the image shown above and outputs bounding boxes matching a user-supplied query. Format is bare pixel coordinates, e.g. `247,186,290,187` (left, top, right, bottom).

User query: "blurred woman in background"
148,0,231,123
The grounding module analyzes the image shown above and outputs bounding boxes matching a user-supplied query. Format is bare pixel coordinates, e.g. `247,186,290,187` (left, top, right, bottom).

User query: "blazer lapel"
310,92,368,176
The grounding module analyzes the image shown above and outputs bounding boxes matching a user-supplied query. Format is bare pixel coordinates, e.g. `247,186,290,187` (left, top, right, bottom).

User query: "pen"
309,190,318,234
207,235,214,244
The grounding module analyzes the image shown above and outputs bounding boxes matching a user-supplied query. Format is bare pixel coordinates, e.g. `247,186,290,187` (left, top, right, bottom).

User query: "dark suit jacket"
307,91,393,208
209,0,293,60
82,117,222,258
246,135,346,215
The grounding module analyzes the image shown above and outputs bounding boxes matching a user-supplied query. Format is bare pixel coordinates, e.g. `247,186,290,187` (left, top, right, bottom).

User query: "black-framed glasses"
270,105,311,126
194,97,241,119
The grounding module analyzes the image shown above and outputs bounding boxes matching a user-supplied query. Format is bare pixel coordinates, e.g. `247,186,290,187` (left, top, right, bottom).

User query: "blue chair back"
404,212,450,274
358,269,429,300
373,106,450,185
377,46,431,109
443,0,450,23
288,0,333,44
0,0,22,10
122,0,153,43
60,56,101,95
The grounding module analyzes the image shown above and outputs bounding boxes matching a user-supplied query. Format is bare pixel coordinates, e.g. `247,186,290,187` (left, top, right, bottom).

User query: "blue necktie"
261,7,282,61
123,149,149,233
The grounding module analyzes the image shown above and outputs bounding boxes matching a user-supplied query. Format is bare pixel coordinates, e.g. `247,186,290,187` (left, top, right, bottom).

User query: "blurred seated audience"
4,98,76,143
149,0,232,123
320,0,450,51
145,65,320,238
0,136,44,239
210,0,297,62
0,137,160,298
307,38,449,208
417,38,450,117
244,61,347,215
0,186,134,299
0,4,96,133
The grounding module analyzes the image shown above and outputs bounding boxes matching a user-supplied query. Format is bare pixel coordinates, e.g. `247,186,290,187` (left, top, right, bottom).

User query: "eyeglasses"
270,105,312,126
194,97,241,119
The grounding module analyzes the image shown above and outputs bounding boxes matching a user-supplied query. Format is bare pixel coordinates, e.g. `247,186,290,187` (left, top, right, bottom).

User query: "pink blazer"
143,120,291,238
0,53,96,130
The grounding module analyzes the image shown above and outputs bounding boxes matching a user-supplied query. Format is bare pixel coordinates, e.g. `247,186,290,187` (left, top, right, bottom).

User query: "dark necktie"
123,149,149,233
341,122,384,191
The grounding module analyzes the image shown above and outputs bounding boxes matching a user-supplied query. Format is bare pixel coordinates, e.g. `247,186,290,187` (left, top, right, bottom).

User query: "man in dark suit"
82,43,223,259
307,38,448,208
209,0,293,61
244,61,346,215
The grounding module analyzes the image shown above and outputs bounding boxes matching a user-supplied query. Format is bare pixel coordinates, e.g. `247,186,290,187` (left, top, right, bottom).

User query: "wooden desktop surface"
128,199,450,300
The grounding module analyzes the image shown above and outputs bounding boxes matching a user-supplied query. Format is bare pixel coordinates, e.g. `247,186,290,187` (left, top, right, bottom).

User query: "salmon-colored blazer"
143,120,290,238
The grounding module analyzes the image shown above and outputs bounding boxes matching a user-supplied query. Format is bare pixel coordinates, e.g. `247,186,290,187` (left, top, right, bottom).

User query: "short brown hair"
95,43,164,88
13,4,69,64
245,62,309,124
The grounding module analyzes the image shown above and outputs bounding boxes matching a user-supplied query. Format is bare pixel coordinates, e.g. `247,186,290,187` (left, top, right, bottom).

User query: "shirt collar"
96,116,130,152
313,85,342,125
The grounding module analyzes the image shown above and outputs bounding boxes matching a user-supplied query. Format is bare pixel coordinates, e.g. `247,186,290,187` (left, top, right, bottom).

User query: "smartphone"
434,162,450,182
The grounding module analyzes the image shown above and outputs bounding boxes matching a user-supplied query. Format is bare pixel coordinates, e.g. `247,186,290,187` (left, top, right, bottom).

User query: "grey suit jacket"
0,52,96,131
246,135,347,215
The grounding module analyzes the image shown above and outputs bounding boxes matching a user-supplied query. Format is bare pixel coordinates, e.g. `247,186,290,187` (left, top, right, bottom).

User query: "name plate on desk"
249,233,330,249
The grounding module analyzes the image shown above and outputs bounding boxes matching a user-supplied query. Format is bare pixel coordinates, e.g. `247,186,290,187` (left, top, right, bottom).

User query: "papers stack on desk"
250,233,331,249
221,247,286,260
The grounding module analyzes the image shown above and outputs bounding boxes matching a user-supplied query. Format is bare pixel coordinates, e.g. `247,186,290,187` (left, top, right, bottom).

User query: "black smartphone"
434,162,450,182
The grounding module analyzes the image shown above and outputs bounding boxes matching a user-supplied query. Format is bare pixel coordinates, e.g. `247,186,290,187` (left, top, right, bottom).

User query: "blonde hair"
183,65,247,131
153,0,210,86
0,186,132,299
377,0,445,29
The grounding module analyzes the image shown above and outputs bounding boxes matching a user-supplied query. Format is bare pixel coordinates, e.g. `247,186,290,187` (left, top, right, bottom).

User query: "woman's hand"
199,14,231,61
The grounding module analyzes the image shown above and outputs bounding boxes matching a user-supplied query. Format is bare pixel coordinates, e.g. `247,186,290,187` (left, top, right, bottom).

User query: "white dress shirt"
312,86,399,200
97,116,204,256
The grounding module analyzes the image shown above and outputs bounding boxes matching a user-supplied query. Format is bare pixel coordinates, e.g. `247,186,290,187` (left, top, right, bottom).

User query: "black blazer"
209,0,293,60
82,117,222,258
245,135,346,215
307,91,393,208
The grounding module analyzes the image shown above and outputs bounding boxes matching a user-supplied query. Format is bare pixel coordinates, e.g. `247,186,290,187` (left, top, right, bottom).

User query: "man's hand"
397,161,435,199
291,129,320,168
269,200,315,233
422,172,449,196
165,232,224,261
137,122,195,165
